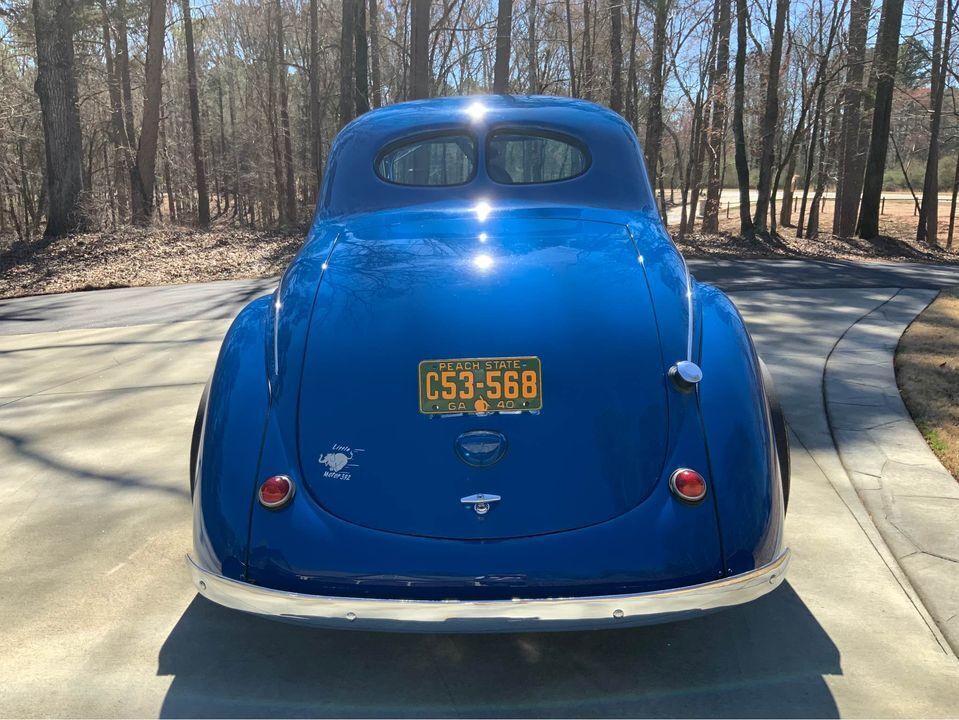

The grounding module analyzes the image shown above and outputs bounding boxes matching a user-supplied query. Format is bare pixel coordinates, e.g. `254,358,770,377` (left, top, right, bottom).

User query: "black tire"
189,381,210,497
760,360,790,512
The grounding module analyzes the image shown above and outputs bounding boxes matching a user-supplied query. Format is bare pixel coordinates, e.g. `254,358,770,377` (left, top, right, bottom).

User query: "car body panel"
190,95,787,628
296,213,670,539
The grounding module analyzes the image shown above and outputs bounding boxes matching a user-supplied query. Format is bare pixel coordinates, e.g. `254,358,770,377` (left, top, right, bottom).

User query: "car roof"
341,95,628,137
316,95,657,219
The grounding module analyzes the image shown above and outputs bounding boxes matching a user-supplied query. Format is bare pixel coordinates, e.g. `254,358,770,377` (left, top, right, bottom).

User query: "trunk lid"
296,212,669,539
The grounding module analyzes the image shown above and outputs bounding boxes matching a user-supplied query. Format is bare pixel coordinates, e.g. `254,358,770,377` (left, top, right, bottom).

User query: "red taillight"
669,468,707,503
259,475,294,509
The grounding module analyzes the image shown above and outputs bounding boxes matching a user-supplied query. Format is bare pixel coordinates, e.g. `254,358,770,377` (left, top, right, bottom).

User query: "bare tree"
410,0,431,99
643,0,668,186
354,0,371,114
916,0,954,245
131,0,166,225
369,0,383,107
832,0,870,238
581,0,594,99
857,0,905,239
731,0,753,238
338,0,356,125
528,0,538,92
275,0,295,222
181,0,210,227
100,0,128,221
32,0,87,237
608,0,624,113
494,0,513,93
701,0,731,233
309,0,323,192
564,0,576,95
752,0,788,233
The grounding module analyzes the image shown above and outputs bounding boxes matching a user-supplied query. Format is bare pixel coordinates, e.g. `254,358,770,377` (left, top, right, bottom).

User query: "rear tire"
190,381,210,497
760,360,790,512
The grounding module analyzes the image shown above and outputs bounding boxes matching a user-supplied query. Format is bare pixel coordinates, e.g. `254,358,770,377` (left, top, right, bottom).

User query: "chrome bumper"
187,548,790,633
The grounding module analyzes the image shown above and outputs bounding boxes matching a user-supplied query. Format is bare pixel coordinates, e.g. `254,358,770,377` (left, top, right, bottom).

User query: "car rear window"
376,134,476,186
487,131,589,184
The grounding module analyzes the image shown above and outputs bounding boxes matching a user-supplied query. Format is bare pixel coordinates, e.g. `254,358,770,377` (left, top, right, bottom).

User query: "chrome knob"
669,360,703,392
461,493,501,515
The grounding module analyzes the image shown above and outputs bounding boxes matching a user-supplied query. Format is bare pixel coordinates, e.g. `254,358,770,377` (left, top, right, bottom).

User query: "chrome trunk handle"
460,493,501,515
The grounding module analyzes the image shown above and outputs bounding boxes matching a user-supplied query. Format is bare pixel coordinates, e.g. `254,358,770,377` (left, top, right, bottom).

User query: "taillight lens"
259,474,294,509
669,468,707,503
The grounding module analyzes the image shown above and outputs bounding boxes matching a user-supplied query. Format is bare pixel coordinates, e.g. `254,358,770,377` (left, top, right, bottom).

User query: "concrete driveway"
1,261,959,717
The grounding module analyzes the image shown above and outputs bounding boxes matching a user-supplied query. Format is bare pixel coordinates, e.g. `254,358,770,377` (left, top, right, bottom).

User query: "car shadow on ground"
157,581,840,718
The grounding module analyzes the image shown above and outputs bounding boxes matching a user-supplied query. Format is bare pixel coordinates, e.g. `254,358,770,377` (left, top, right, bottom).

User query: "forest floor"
896,287,959,481
0,225,306,299
687,198,959,261
1,209,958,299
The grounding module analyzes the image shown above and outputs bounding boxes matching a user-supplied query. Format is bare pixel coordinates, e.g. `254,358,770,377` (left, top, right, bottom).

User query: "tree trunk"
32,0,87,237
338,0,356,125
947,148,958,248
642,0,666,181
806,97,838,238
625,0,641,125
181,0,210,228
732,0,752,238
275,0,296,223
564,0,576,95
100,0,129,222
160,114,177,222
752,0,788,233
115,0,136,151
581,0,593,99
369,0,383,107
309,0,323,193
916,0,953,245
608,0,625,113
410,0,430,99
833,0,870,237
857,0,905,239
796,97,824,237
682,0,720,235
494,0,513,93
701,0,731,233
779,154,797,227
528,0,538,92
130,0,165,225
354,0,370,115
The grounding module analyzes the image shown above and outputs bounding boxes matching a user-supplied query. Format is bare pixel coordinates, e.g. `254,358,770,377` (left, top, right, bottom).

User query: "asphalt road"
2,258,959,336
1,261,959,717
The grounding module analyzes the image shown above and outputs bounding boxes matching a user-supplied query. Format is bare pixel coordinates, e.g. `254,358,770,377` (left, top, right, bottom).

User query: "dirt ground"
704,199,959,262
1,206,958,299
896,288,959,481
0,225,305,299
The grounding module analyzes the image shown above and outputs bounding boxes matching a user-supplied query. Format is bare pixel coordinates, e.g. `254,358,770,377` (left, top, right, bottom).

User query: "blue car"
188,96,790,632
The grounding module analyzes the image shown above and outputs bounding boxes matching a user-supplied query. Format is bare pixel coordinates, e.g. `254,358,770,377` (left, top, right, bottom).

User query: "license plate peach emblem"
418,357,542,415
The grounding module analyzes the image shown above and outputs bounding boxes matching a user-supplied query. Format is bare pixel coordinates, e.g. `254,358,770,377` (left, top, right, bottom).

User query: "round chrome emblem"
454,430,508,467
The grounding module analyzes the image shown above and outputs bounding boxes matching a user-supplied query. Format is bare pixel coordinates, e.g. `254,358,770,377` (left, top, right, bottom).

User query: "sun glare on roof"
465,102,487,122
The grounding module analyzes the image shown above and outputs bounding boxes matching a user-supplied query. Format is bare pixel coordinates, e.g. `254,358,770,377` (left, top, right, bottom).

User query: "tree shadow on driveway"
157,582,839,718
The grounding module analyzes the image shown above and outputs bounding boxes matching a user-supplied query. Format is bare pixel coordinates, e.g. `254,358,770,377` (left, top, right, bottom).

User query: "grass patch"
895,288,959,481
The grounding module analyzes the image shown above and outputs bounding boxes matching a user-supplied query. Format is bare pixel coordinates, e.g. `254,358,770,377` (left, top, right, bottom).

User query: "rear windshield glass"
487,132,588,184
376,134,476,186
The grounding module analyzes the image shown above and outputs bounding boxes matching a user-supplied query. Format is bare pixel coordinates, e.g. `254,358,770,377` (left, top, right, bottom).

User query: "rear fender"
696,284,785,574
192,295,272,580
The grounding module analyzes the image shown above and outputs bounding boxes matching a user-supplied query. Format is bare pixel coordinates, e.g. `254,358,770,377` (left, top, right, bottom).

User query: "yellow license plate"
418,357,543,415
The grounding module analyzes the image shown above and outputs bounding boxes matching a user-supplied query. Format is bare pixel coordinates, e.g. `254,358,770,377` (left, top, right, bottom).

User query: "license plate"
418,356,543,415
